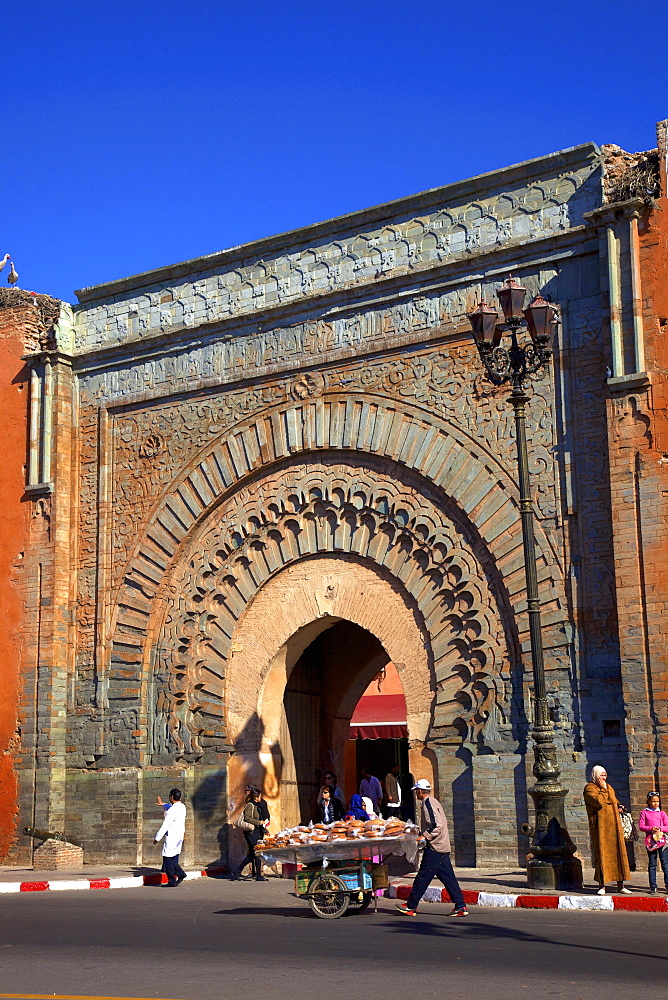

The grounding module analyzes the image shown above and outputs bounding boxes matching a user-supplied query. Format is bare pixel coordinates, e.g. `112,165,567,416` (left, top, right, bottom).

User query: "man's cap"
412,779,431,790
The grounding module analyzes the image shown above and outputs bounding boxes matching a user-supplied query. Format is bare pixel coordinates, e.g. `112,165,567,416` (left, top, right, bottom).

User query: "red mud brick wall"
0,294,35,860
639,195,668,787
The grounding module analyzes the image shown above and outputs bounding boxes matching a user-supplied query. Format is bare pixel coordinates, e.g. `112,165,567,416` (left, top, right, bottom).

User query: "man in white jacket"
154,788,187,887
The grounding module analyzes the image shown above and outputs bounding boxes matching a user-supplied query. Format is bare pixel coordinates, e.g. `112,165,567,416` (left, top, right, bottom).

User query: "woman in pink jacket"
639,791,668,894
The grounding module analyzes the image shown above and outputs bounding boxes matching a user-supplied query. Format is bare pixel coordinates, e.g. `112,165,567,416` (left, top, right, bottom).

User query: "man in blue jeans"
395,779,467,917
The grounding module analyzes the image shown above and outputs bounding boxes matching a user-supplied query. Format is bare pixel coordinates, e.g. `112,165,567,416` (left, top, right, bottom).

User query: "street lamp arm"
476,321,552,389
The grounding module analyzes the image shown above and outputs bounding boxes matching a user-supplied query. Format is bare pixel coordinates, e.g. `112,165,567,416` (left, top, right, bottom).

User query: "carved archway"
104,391,570,768
146,455,516,768
220,562,430,829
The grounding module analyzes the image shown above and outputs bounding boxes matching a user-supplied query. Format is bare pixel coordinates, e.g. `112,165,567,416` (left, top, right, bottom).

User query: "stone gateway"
2,122,668,871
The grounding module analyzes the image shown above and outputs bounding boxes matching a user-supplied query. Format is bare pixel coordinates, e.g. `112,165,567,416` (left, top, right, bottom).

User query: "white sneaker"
596,887,606,895
618,887,632,895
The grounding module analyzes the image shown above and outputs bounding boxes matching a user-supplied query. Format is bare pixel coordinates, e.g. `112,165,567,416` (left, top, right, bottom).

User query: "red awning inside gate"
349,693,407,740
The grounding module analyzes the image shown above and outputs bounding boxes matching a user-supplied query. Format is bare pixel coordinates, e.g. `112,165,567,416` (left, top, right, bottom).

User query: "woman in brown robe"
583,765,631,894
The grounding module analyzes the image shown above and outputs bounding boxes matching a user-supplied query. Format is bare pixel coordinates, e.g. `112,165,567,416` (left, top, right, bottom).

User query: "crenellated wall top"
71,143,601,356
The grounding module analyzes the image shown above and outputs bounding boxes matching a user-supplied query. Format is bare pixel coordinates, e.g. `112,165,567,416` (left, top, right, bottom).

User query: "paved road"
0,877,666,1000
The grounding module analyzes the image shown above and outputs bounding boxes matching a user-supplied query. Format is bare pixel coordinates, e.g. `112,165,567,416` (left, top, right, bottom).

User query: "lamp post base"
527,781,583,892
527,856,583,892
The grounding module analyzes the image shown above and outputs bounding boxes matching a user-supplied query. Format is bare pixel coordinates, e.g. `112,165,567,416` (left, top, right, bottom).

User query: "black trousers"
163,854,186,886
406,845,465,910
239,831,264,877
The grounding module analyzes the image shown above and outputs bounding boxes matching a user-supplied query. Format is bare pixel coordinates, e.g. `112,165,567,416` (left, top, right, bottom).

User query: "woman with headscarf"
361,795,376,819
583,765,631,895
346,794,370,821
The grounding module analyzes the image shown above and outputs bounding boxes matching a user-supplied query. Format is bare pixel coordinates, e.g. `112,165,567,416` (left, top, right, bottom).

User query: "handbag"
647,830,667,851
233,808,254,833
620,810,639,842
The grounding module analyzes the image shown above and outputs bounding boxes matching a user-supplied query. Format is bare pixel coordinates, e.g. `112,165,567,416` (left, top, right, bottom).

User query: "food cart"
256,833,419,919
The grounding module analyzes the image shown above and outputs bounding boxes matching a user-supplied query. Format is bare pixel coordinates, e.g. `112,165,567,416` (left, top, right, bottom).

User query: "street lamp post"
467,277,583,891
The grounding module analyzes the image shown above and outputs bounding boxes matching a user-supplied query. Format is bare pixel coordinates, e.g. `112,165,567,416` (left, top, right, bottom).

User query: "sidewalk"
0,863,223,893
1,862,666,911
386,867,668,912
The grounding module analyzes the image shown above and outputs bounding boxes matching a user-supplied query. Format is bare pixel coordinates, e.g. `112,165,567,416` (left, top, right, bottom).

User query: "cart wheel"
347,891,372,914
308,875,350,919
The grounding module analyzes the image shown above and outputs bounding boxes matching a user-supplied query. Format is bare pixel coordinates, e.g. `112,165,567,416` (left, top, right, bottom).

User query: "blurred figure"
318,771,345,806
361,795,376,819
384,763,402,818
359,768,382,814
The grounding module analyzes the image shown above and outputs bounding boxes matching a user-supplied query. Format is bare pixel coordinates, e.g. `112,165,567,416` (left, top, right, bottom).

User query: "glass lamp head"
497,275,527,321
467,301,500,347
524,294,557,343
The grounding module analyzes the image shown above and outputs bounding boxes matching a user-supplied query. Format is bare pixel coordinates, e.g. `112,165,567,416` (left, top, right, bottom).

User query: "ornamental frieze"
73,151,600,353
97,341,559,594
79,268,561,408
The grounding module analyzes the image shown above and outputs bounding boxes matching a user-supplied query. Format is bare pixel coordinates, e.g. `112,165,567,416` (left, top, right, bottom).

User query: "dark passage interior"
280,619,396,825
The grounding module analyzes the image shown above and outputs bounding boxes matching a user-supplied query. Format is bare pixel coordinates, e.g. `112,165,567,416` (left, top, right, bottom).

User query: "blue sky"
2,1,667,303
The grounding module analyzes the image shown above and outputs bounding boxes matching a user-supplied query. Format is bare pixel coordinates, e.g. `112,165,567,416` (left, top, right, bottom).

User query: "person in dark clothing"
234,787,269,881
256,793,270,826
318,785,345,823
384,764,402,818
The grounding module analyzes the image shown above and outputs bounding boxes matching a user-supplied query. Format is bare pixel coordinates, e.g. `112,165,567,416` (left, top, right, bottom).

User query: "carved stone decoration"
289,370,326,400
73,149,601,353
101,340,559,594
148,458,516,761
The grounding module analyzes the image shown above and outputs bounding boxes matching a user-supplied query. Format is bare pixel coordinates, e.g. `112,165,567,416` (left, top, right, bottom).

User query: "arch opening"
222,555,437,853
280,620,391,828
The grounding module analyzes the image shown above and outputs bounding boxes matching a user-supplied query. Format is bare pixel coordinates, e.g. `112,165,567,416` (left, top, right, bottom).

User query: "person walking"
384,763,402,818
583,765,631,895
154,788,187,887
234,787,269,882
395,779,467,918
359,768,383,815
639,791,668,894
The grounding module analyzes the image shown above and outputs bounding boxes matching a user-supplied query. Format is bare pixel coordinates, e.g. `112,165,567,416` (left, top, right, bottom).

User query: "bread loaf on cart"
256,816,420,918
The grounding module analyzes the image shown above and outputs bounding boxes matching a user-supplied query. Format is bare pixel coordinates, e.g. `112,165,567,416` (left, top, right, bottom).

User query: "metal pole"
508,384,582,891
510,386,549,717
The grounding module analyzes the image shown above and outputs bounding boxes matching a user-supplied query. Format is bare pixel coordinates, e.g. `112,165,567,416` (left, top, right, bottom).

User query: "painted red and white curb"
0,869,213,893
385,883,668,912
2,870,665,911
